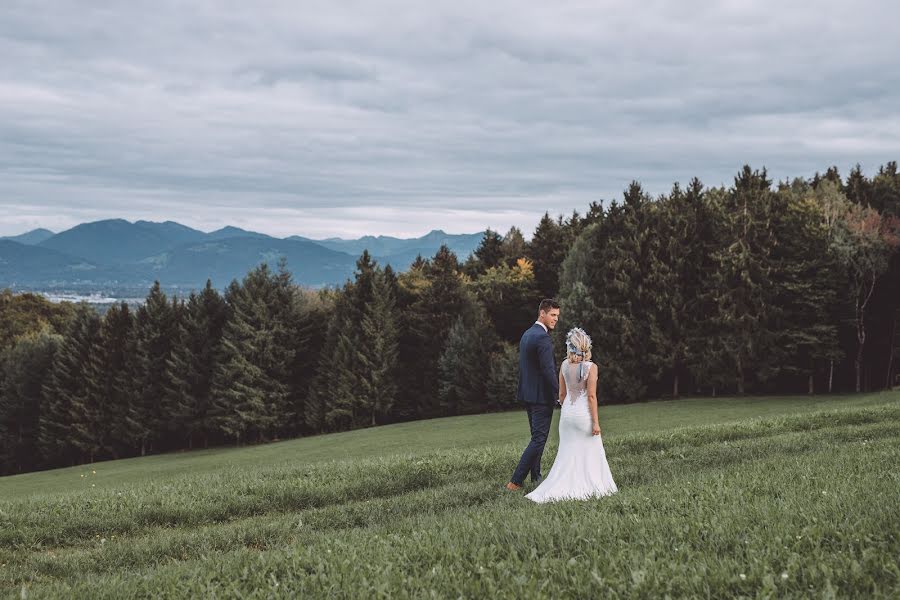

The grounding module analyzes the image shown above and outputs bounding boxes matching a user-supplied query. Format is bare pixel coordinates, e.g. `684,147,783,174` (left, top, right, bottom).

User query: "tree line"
1,163,899,475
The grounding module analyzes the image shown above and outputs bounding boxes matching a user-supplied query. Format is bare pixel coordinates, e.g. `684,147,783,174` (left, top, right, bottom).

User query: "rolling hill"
137,236,360,287
0,228,55,245
0,220,486,291
305,229,485,260
37,219,208,264
1,392,897,598
0,239,98,283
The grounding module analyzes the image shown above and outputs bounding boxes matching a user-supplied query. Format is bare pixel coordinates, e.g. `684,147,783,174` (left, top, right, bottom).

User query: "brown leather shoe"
505,482,523,491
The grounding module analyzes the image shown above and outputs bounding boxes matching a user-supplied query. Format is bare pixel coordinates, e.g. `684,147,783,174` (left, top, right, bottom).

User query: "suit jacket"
516,323,560,405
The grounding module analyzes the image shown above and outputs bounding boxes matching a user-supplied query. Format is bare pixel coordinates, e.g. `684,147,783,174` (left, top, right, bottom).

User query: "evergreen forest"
2,164,899,475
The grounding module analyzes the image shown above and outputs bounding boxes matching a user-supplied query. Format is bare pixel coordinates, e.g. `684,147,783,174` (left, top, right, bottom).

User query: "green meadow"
1,392,898,598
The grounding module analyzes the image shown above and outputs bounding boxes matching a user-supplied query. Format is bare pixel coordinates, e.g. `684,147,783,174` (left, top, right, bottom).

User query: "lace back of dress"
564,360,591,402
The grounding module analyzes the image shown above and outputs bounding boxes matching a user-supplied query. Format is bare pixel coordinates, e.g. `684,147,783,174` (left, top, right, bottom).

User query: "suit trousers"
511,403,554,485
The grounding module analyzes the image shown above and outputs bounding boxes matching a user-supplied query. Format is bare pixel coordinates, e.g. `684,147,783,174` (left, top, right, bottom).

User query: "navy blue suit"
511,323,560,485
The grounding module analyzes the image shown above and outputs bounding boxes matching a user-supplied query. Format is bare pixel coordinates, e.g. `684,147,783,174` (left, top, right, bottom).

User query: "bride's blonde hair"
565,327,592,362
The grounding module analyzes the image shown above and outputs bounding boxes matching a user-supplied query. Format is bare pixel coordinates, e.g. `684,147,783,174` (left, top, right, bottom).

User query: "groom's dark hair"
538,299,560,313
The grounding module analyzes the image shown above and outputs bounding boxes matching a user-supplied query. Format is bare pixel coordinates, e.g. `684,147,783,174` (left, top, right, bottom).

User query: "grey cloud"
0,0,898,238
236,54,379,87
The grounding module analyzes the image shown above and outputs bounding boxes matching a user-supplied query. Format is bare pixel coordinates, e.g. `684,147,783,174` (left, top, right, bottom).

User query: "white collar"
534,320,548,333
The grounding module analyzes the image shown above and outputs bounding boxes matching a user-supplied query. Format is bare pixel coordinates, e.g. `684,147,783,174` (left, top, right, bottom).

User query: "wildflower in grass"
781,572,789,580
739,574,747,580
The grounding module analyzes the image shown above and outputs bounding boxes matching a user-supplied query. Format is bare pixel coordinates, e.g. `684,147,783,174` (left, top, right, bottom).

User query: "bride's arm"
558,363,567,405
587,364,600,436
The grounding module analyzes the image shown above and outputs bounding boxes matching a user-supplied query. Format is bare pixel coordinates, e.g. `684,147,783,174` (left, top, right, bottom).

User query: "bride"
525,327,618,503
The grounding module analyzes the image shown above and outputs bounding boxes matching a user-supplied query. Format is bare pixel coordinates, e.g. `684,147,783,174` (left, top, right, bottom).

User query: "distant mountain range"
1,228,56,245
289,229,485,258
0,220,485,292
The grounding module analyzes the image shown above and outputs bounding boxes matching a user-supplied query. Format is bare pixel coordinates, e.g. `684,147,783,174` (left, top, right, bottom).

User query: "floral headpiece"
565,327,592,355
565,327,592,382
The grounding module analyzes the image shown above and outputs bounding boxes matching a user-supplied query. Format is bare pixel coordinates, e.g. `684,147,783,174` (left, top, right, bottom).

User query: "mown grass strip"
13,432,899,599
2,402,897,597
2,403,896,550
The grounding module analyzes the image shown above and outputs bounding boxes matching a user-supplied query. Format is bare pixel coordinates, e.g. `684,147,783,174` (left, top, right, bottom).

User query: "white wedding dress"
525,360,618,503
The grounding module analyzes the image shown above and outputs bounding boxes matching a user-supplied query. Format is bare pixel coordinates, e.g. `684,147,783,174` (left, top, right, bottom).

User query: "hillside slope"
1,392,897,599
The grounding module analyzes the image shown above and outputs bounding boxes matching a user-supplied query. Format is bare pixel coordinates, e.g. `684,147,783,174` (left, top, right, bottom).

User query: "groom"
506,299,560,491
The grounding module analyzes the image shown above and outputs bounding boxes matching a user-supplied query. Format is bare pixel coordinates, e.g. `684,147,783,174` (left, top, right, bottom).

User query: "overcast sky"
1,1,898,239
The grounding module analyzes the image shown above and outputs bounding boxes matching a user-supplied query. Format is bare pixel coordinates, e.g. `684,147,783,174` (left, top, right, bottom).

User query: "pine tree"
583,201,604,228
485,342,520,410
563,209,584,246
329,323,362,430
393,259,429,421
500,226,528,267
872,161,900,215
157,296,188,447
527,213,568,298
438,301,494,415
40,304,102,464
845,164,871,207
708,166,782,394
131,282,177,455
0,330,62,474
359,267,400,426
773,181,844,393
816,166,843,191
643,184,695,397
270,259,301,438
438,316,479,415
85,302,136,459
471,229,504,274
211,264,295,443
327,252,378,430
210,284,263,444
164,281,227,449
684,181,728,395
557,223,600,347
164,293,198,447
584,184,656,401
286,288,331,435
406,246,470,417
306,289,352,433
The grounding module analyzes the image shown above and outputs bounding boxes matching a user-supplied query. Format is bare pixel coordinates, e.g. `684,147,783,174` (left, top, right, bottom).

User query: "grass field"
1,392,898,598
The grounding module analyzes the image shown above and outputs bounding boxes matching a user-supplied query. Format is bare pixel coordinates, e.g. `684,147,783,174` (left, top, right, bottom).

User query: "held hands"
592,422,601,436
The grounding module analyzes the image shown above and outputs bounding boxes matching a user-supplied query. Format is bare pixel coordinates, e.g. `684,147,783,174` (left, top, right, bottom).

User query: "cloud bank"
1,0,898,237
